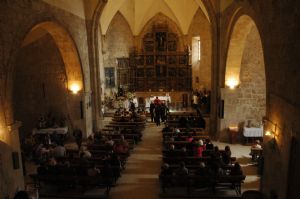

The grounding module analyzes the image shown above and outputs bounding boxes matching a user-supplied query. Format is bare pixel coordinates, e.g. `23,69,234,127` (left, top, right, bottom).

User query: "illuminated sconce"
263,118,280,149
225,78,239,89
70,83,81,94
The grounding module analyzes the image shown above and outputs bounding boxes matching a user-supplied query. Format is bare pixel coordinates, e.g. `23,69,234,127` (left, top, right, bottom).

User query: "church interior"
0,0,299,199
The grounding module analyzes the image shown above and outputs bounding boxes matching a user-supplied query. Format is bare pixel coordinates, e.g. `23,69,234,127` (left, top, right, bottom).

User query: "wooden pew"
159,174,246,195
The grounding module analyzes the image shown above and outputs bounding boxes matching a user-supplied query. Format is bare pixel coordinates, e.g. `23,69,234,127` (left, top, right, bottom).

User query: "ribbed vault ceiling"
100,0,210,35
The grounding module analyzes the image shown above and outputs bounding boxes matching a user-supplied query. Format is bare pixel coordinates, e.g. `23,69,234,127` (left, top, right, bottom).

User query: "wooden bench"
159,174,245,195
30,173,112,198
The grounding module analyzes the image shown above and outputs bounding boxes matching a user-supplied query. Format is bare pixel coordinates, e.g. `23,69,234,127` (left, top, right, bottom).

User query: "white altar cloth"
32,127,68,135
243,127,263,137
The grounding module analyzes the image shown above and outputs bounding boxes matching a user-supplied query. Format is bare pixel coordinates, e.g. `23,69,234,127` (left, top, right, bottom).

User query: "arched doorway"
14,21,84,139
220,15,266,143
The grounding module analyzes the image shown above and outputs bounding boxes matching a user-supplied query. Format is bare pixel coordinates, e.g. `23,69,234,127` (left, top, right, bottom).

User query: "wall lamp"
70,83,81,94
263,118,282,150
263,118,279,139
225,78,239,89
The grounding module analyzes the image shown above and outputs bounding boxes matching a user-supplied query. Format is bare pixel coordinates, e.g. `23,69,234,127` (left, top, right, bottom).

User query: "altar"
243,127,263,137
32,126,68,135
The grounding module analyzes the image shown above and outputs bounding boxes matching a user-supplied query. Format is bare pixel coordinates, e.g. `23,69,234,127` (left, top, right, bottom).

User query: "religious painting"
147,80,157,91
144,41,154,52
156,32,167,51
104,67,115,88
167,79,177,91
136,68,144,77
168,41,177,51
144,33,154,52
145,68,155,77
178,67,188,76
177,78,186,91
158,79,166,89
156,65,166,77
146,55,154,65
156,55,166,64
136,79,145,91
168,56,177,64
135,55,144,65
168,67,177,77
179,55,187,64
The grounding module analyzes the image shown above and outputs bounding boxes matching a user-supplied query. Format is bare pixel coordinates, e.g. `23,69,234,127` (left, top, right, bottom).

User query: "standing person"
150,101,155,122
73,127,83,150
160,102,169,123
154,96,160,105
154,104,161,126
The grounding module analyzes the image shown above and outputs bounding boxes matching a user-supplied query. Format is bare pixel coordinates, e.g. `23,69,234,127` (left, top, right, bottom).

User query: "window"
198,40,201,61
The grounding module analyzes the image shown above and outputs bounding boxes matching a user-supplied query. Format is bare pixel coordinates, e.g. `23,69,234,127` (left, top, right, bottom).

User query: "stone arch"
221,14,266,141
14,21,84,136
22,21,84,91
138,12,184,51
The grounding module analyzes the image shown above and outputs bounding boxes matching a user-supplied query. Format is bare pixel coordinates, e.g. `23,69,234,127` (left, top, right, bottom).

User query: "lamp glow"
70,83,80,94
226,78,239,89
265,130,272,137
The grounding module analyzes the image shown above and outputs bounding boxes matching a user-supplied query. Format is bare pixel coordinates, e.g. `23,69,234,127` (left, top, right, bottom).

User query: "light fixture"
70,83,81,94
225,78,239,89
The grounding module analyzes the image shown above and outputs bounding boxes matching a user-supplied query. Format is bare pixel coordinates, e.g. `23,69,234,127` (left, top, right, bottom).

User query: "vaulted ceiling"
100,0,211,35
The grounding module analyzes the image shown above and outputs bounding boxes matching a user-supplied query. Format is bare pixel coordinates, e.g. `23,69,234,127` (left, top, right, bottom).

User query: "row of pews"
30,114,146,199
159,112,246,198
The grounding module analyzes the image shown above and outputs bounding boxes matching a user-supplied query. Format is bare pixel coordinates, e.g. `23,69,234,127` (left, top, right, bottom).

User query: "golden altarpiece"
117,24,192,108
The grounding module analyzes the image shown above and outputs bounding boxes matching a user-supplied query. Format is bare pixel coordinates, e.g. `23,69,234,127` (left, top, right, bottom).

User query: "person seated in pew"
205,138,214,150
47,157,59,174
193,139,206,157
195,162,209,176
230,162,243,175
250,140,262,161
180,147,188,157
179,116,189,128
222,145,232,165
13,191,30,199
160,163,173,176
174,128,181,133
79,151,90,167
174,161,189,176
87,133,94,145
196,115,206,129
167,144,176,157
186,135,194,143
51,143,66,158
214,146,222,160
165,135,174,142
87,162,101,177
79,146,92,158
105,136,115,150
120,135,129,151
162,124,172,132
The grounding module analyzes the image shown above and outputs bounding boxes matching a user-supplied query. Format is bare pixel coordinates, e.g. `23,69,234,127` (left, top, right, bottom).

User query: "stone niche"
14,33,69,138
220,26,266,142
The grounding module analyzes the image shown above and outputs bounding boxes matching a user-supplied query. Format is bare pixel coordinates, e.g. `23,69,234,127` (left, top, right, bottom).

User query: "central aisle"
110,123,163,199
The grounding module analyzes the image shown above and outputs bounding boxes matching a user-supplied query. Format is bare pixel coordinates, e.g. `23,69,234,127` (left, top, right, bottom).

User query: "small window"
198,40,201,61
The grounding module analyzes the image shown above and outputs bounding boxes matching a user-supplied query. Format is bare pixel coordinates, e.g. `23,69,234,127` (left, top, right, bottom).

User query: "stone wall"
187,8,212,90
103,12,134,96
221,25,266,141
219,1,300,198
0,1,93,197
14,33,69,138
